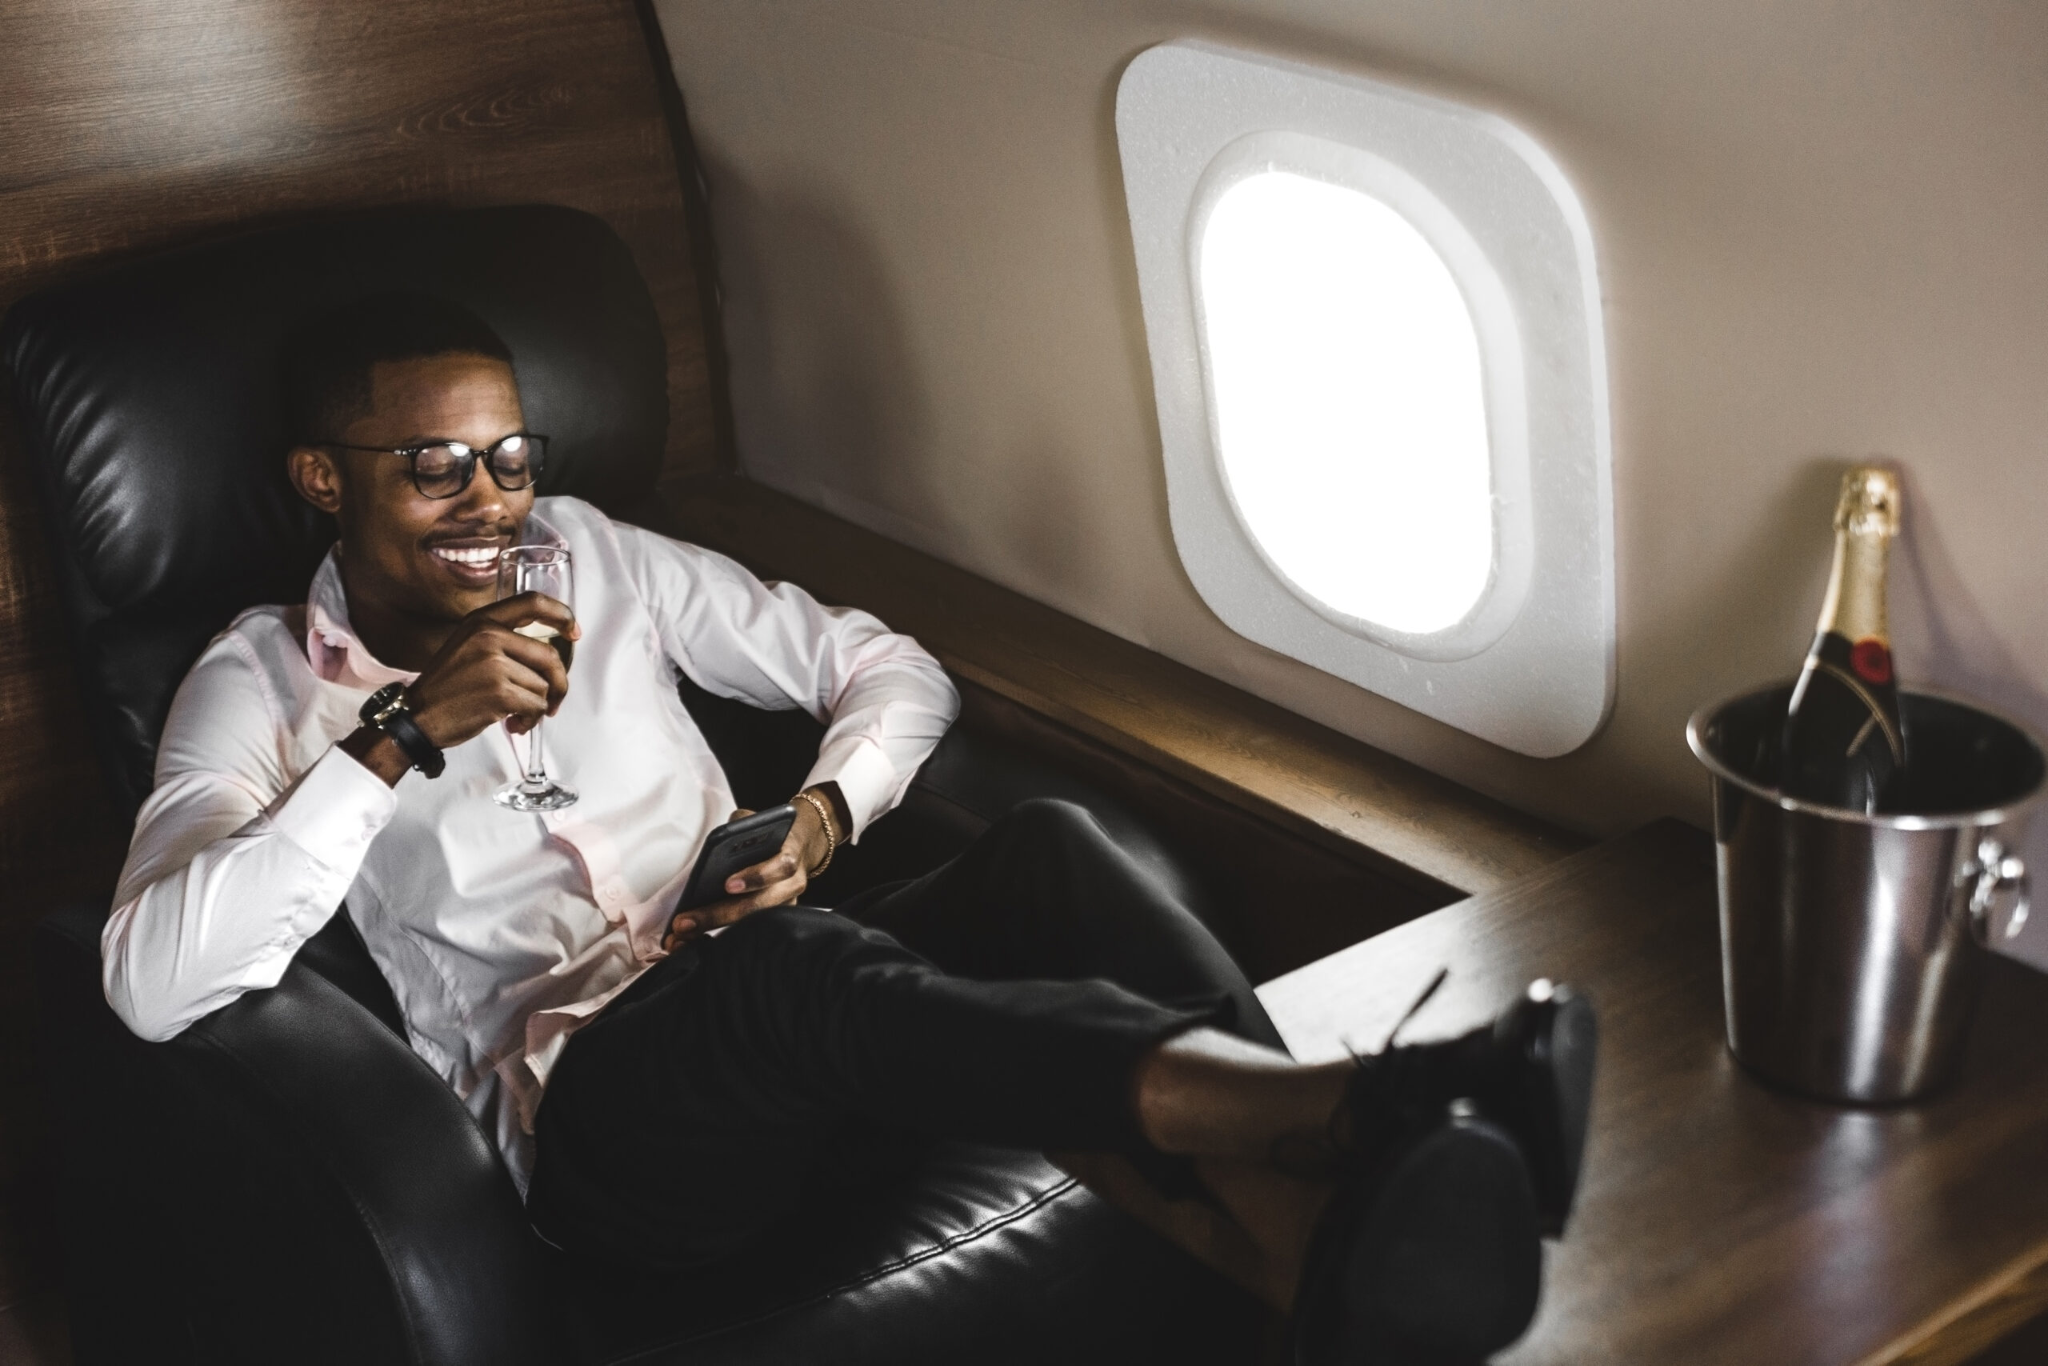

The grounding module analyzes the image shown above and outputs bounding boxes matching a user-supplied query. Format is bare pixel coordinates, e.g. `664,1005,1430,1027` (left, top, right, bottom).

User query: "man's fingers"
491,664,553,729
477,590,576,633
494,629,571,708
710,877,804,924
667,868,808,948
723,851,799,896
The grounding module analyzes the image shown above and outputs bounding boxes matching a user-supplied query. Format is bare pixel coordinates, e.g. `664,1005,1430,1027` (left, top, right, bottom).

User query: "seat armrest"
35,904,568,1366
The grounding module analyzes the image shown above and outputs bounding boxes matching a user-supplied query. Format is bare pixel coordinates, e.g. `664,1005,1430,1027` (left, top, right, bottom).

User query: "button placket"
545,815,629,926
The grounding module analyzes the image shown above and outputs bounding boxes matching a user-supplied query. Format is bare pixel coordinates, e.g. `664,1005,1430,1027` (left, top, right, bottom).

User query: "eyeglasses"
319,432,550,500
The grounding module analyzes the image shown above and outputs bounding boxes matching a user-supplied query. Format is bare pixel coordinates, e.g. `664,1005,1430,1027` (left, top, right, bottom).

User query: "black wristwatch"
359,683,446,779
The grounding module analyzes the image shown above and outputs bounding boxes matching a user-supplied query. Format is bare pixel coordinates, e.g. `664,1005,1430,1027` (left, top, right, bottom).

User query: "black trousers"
525,799,1285,1265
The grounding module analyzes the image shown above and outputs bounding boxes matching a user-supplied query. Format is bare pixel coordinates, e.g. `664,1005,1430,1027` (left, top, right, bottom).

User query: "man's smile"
426,535,509,587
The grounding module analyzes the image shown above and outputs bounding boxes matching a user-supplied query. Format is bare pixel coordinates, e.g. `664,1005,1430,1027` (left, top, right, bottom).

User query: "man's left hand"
663,791,837,950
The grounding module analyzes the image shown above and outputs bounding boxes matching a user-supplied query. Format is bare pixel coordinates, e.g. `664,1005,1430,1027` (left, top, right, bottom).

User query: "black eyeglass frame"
317,432,551,500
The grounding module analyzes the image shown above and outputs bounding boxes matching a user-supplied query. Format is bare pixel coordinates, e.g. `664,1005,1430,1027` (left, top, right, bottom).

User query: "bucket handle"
1960,837,2031,945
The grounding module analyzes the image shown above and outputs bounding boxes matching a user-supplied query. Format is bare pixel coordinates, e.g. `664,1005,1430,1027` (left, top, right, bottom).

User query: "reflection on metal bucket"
1688,684,2043,1103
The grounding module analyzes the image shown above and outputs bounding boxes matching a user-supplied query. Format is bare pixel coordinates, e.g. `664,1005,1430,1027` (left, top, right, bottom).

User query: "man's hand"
407,592,577,747
341,593,578,787
664,792,839,950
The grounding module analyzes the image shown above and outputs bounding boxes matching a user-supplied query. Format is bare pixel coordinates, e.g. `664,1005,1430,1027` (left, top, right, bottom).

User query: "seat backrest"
2,204,670,818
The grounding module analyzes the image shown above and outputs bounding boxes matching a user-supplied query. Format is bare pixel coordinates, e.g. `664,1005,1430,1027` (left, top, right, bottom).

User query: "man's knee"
987,797,1111,859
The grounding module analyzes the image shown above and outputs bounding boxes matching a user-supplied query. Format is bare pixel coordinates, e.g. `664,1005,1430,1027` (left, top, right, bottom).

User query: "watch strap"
359,684,445,779
375,704,446,779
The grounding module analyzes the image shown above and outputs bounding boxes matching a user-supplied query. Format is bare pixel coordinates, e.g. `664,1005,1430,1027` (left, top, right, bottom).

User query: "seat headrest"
3,204,670,818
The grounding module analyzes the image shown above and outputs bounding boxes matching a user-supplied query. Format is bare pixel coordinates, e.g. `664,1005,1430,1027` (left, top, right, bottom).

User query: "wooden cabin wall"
652,0,2048,954
0,0,721,1312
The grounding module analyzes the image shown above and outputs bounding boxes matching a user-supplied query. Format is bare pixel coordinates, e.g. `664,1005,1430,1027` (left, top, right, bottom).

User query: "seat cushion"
44,894,1266,1366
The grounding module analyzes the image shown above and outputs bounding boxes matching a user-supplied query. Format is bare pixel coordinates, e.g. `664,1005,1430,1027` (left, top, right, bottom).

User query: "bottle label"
1849,638,1892,685
1807,632,1904,764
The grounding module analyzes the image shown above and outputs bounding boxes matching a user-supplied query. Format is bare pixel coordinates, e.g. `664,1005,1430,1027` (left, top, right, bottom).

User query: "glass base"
494,778,579,812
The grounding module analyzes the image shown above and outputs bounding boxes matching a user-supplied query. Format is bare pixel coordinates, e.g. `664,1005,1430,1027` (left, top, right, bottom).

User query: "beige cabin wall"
650,0,2048,917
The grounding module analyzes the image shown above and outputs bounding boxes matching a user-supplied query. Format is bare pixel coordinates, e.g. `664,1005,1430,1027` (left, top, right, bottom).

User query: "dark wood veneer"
670,473,1583,903
1260,821,2048,1366
0,3,721,1347
0,0,723,906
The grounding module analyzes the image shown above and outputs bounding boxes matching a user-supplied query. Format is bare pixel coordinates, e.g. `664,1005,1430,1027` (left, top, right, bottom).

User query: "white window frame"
1117,41,1615,757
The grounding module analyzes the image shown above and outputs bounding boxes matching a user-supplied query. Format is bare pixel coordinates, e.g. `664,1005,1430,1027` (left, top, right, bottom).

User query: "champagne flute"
493,545,578,812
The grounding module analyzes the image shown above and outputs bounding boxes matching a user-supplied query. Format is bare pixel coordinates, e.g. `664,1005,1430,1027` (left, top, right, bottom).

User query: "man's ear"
287,444,345,514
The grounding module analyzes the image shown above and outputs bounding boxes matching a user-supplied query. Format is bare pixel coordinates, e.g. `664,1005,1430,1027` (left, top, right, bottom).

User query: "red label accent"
1851,639,1892,684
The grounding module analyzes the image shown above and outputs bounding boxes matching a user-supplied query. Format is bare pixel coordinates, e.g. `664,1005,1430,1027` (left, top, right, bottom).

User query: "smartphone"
678,805,798,910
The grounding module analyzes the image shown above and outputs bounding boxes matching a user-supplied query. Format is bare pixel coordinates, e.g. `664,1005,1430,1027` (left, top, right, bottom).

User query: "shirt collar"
304,508,566,690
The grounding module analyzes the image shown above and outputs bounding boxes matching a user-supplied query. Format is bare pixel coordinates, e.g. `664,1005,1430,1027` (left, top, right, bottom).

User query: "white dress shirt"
103,497,960,1188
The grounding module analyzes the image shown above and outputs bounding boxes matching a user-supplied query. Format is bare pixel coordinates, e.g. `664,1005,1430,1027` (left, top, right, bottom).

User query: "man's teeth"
432,546,501,567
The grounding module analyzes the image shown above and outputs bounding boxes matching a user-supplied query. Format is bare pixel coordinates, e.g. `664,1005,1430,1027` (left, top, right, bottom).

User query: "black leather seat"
7,205,1264,1365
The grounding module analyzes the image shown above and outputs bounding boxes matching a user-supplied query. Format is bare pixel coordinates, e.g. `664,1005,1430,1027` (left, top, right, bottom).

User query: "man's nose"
449,454,511,521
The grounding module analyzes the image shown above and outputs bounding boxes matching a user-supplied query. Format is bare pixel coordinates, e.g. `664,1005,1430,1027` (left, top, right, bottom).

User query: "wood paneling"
1260,822,2048,1366
0,0,721,1341
0,0,723,898
671,473,1585,903
1961,1309,2048,1366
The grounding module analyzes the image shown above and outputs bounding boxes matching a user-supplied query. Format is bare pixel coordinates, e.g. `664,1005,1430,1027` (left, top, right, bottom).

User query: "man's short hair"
281,292,514,445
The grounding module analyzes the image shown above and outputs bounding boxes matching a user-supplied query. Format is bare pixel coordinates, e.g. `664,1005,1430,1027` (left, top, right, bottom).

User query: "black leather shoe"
1343,980,1598,1239
1287,1107,1542,1365
1489,982,1597,1238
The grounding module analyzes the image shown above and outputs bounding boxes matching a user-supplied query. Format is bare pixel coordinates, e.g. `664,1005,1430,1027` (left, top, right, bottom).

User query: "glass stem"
523,718,549,788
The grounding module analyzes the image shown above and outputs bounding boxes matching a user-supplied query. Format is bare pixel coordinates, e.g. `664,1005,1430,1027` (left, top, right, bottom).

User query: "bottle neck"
1816,526,1892,644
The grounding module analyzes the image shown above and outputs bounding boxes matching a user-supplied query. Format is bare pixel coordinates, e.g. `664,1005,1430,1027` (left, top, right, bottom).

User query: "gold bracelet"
793,788,838,877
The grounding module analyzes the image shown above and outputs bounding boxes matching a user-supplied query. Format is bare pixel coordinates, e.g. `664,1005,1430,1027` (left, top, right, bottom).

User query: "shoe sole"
1294,1114,1542,1365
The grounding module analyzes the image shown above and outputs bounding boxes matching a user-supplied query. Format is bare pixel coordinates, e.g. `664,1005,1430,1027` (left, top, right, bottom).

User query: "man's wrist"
339,725,412,788
793,786,842,876
809,781,851,842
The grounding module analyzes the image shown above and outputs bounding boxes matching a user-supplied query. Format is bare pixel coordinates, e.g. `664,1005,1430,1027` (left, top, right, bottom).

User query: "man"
105,292,1595,1362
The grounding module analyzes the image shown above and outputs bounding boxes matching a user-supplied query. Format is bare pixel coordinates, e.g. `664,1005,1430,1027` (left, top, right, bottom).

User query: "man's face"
291,352,533,627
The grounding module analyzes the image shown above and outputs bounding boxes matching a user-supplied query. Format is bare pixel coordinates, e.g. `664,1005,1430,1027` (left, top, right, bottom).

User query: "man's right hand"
342,593,577,787
406,592,577,749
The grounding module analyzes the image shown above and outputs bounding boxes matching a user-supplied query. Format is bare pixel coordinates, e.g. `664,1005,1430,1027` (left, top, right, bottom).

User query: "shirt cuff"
803,735,903,841
265,744,399,872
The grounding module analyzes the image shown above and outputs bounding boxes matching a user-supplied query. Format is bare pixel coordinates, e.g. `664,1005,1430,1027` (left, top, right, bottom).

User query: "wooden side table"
1257,820,2048,1365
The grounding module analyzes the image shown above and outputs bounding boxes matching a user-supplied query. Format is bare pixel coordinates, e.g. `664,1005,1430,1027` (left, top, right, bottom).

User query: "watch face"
361,683,406,725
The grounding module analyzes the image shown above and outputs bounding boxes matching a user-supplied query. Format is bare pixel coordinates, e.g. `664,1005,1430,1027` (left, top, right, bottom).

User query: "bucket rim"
1685,680,2048,830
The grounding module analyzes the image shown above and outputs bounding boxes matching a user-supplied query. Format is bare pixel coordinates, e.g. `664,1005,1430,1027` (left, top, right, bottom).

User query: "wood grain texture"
1873,1254,2048,1366
671,473,1583,903
1957,1307,2048,1366
0,0,720,1299
1258,821,2048,1366
0,0,721,885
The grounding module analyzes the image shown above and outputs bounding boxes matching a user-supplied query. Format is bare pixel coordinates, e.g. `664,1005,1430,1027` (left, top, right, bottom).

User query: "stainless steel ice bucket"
1687,684,2044,1103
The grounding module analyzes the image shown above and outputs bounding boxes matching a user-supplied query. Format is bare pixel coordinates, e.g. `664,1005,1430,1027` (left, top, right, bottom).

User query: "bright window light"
1117,41,1615,756
1198,171,1493,634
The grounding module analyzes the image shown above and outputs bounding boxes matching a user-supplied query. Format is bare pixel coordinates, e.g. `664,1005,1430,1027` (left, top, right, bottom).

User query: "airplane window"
1198,170,1493,635
1118,41,1615,756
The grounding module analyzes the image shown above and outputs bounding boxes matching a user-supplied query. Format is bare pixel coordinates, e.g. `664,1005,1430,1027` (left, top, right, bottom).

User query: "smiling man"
102,291,1596,1363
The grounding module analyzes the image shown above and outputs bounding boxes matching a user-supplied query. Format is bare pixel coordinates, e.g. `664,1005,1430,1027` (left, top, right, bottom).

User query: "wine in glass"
493,545,578,811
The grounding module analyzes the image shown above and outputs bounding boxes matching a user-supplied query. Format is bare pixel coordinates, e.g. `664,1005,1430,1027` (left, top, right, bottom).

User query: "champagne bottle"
1780,465,1905,812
